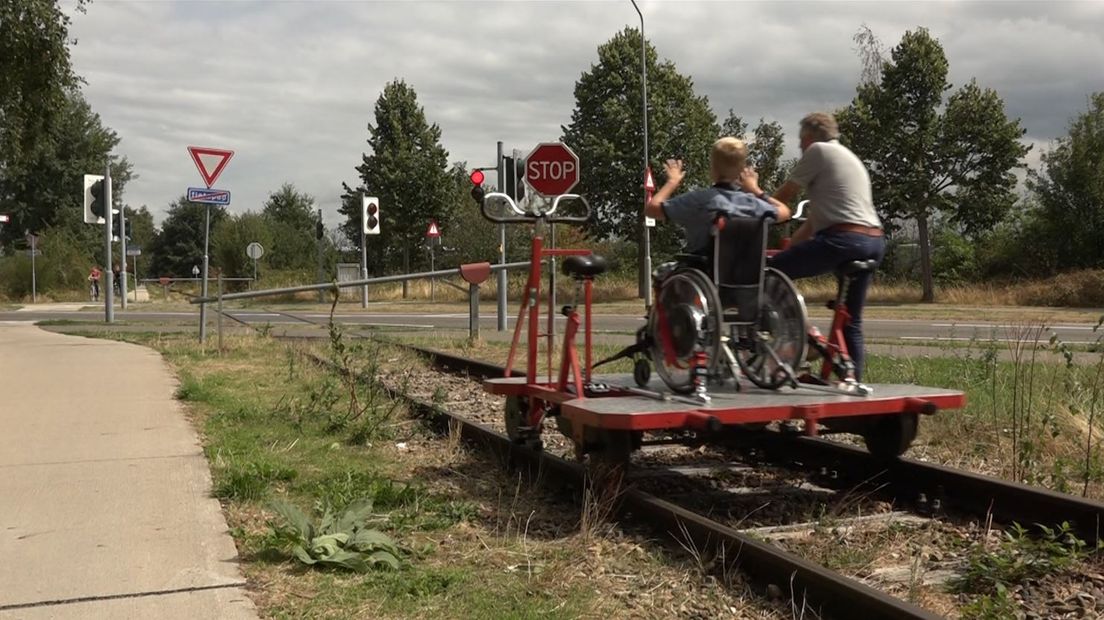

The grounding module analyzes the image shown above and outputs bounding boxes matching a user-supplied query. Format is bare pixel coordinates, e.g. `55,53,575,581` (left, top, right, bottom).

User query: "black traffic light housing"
89,179,106,221
364,201,380,234
316,219,324,240
503,156,526,201
111,210,123,242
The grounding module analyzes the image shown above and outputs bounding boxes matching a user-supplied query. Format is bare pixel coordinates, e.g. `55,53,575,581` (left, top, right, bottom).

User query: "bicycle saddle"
562,254,608,278
836,259,878,277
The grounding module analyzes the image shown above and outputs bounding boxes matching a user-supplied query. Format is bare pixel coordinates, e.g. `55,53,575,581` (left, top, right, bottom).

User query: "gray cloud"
64,0,1102,225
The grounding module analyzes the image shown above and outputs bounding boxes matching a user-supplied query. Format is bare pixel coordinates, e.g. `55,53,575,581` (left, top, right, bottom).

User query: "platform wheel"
735,268,808,389
862,413,919,459
648,268,723,394
633,358,651,388
505,396,542,449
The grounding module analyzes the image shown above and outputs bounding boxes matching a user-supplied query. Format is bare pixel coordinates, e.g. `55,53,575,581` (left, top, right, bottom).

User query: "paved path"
0,323,256,619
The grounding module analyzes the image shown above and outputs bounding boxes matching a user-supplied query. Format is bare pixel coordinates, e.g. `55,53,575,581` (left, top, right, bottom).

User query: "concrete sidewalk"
0,324,256,619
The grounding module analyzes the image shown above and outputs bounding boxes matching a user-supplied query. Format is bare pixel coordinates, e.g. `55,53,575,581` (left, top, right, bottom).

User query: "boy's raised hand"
738,166,762,194
663,159,685,185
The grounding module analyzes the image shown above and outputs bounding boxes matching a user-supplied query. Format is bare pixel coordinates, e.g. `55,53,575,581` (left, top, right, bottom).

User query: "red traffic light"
469,170,485,186
367,203,378,215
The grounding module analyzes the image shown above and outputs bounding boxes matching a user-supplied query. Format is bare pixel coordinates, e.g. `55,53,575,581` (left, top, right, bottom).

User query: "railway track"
235,309,1104,617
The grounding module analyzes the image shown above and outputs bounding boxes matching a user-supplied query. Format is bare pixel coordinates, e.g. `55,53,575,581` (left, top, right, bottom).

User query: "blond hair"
799,112,840,142
710,137,748,183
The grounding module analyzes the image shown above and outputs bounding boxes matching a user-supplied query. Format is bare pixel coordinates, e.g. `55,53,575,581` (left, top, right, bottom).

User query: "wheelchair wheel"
648,268,723,394
735,268,808,389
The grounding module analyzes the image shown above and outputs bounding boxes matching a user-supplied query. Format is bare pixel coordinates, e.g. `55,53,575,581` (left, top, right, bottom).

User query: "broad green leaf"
351,529,398,553
320,549,370,573
367,550,400,570
291,545,317,565
335,498,375,534
269,499,313,543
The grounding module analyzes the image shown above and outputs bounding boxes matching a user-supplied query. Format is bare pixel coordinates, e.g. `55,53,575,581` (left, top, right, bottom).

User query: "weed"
174,374,207,402
951,522,1088,593
268,498,401,572
214,460,298,502
960,585,1019,620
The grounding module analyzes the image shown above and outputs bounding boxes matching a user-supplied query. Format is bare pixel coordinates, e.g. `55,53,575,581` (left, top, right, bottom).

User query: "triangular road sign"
644,167,656,192
187,146,235,188
426,221,441,238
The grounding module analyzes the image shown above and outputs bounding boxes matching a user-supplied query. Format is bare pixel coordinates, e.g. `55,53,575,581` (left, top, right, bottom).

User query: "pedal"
585,382,611,394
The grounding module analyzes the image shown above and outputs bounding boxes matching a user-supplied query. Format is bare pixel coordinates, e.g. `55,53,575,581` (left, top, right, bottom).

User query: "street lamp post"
630,0,652,307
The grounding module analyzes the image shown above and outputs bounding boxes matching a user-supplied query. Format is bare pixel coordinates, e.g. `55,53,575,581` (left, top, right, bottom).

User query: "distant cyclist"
88,265,102,301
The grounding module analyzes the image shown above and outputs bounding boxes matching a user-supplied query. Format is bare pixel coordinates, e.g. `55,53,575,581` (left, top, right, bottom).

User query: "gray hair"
800,112,840,142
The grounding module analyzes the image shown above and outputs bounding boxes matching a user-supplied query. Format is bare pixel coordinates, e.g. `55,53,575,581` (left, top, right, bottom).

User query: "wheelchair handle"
480,192,591,225
792,200,809,221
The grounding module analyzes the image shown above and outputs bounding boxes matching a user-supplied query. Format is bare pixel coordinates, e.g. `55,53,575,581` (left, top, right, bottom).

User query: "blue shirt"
662,184,778,253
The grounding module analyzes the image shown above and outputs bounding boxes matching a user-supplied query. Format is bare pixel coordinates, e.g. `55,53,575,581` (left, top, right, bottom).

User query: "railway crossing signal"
363,196,381,235
469,169,486,204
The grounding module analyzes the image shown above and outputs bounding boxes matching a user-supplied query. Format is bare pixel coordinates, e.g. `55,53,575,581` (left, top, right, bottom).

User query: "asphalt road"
2,308,1100,346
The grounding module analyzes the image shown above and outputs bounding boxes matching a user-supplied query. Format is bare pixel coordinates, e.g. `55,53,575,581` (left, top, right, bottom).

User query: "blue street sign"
187,187,231,205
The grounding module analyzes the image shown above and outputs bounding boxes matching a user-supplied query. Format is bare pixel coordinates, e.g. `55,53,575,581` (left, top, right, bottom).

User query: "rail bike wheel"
862,413,919,459
735,268,808,389
505,395,542,450
648,268,723,394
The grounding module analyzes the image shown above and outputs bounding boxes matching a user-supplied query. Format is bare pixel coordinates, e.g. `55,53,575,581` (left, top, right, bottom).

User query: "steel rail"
322,352,939,620
403,345,1104,545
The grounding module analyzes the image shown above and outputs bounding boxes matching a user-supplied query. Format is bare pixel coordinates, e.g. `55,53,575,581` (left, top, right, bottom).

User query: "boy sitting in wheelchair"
633,137,809,396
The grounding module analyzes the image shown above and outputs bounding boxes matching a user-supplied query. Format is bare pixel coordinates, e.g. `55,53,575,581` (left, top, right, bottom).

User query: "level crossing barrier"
188,261,534,347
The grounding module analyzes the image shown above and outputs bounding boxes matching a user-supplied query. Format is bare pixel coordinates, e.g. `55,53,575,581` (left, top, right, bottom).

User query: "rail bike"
477,190,964,463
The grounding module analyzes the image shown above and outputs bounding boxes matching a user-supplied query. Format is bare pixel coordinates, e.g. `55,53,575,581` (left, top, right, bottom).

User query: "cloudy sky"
65,0,1103,226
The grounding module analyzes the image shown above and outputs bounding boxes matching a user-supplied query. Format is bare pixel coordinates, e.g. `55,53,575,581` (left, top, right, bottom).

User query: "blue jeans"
767,231,886,380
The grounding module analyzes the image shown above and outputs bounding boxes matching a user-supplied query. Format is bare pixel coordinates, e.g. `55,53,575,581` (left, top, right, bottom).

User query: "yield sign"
426,220,441,238
187,146,235,188
644,167,656,193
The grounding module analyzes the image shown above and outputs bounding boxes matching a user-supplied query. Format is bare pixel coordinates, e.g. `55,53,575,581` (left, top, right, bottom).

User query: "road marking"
931,322,1094,330
900,336,1097,344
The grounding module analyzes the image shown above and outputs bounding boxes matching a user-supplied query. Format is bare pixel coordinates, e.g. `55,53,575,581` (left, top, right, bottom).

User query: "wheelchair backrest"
712,215,769,322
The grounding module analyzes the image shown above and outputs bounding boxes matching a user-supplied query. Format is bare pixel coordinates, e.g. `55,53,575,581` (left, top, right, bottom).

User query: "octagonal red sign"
524,142,580,196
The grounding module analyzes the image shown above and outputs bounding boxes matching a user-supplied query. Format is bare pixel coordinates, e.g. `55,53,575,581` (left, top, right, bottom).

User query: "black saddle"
562,254,608,278
836,259,878,278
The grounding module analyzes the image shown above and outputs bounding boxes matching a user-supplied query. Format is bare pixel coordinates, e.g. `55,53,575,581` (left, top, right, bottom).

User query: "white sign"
246,242,265,260
645,215,656,228
0,214,9,224
192,265,200,277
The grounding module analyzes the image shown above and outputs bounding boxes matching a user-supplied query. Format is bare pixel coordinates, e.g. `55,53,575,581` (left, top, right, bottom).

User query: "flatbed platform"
485,373,965,432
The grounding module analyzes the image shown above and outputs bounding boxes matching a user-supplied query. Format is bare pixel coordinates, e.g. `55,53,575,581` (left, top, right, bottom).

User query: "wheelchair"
638,212,809,397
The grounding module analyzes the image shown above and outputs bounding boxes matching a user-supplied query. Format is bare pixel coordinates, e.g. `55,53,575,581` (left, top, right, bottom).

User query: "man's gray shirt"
789,140,880,233
662,184,777,254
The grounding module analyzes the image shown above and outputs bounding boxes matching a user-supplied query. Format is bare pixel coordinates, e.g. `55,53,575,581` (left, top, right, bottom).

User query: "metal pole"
631,0,652,307
217,272,224,353
360,200,368,308
549,223,556,340
317,208,325,303
469,282,480,340
104,166,114,323
496,140,507,331
429,243,435,302
120,207,128,309
30,234,37,303
252,257,257,289
199,204,210,342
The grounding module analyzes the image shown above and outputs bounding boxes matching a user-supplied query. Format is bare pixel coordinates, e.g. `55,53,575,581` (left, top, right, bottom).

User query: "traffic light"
83,174,106,224
363,196,381,235
316,219,324,240
503,156,526,201
111,211,125,242
469,170,485,205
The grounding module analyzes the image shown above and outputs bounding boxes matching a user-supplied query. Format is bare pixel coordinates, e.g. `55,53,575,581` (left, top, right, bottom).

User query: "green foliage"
215,460,298,502
562,27,718,258
960,585,1018,620
837,27,1028,301
1026,92,1104,272
262,183,321,271
212,211,273,280
952,522,1087,593
268,498,401,572
339,80,455,274
148,196,227,277
931,228,978,284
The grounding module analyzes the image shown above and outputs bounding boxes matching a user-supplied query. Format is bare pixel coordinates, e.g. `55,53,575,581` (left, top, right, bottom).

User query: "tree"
837,27,1028,301
719,111,790,193
148,197,227,277
0,88,130,250
213,211,272,281
562,27,718,259
262,183,317,270
1027,92,1104,270
0,0,84,203
338,80,455,283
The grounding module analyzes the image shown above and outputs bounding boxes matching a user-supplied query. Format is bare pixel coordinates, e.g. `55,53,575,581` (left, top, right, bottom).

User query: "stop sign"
524,142,580,196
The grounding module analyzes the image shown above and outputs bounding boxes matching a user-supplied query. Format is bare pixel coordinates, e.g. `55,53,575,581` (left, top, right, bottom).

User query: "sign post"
27,233,38,303
643,166,656,307
426,221,441,301
187,146,234,344
104,166,114,323
246,242,264,288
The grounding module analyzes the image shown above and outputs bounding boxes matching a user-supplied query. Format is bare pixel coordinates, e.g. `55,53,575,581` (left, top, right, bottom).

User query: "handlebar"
792,199,809,221
480,192,591,225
